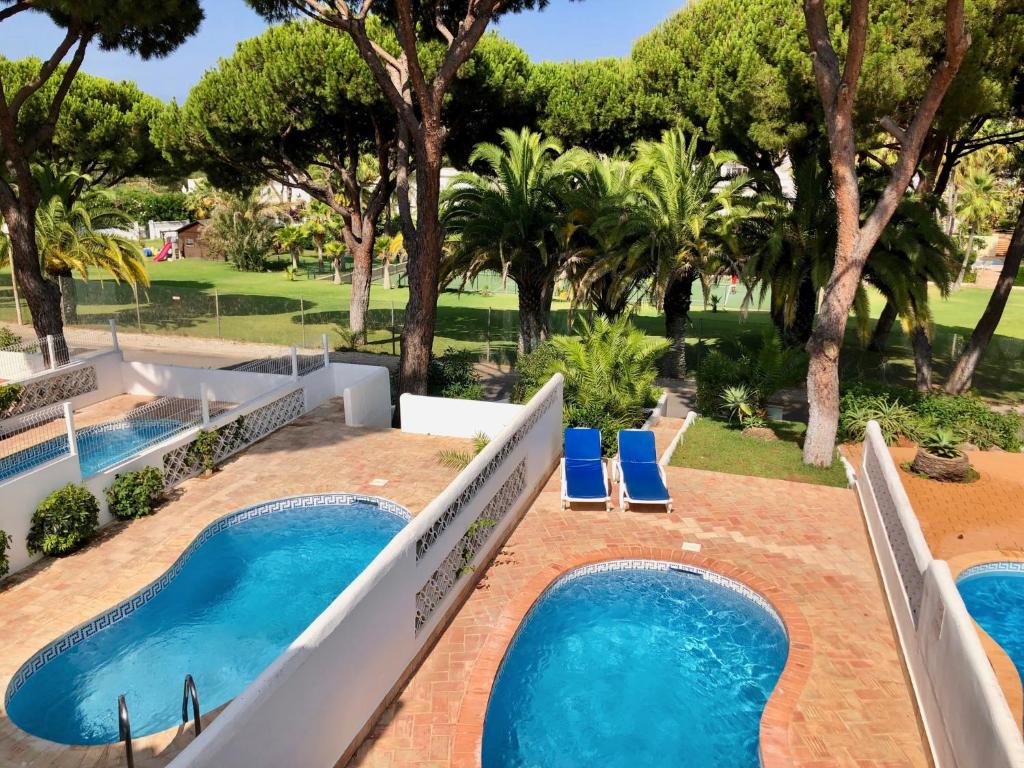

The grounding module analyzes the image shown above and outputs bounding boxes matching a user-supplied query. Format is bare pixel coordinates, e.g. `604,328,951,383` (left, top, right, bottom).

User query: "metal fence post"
46,335,58,370
62,402,78,457
321,333,330,367
135,294,143,333
300,296,307,348
214,290,221,338
486,306,491,364
290,346,299,380
200,383,211,427
109,319,120,352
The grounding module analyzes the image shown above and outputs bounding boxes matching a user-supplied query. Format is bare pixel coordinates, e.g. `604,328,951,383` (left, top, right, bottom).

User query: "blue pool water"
482,566,788,768
6,498,406,745
958,565,1024,680
0,418,185,482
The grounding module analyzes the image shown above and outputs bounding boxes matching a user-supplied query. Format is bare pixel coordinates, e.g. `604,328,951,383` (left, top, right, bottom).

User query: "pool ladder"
117,675,203,767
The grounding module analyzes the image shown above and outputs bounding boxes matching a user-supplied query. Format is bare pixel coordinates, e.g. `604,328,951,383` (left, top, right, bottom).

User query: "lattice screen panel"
8,365,97,417
415,459,526,634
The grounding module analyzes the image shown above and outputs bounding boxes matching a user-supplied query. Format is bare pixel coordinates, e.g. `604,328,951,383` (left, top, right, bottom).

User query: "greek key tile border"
415,387,558,561
549,560,787,635
958,560,1024,581
7,364,97,417
5,493,410,706
414,460,527,634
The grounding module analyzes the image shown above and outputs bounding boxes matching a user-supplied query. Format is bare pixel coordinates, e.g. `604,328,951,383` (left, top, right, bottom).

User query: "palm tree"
953,168,1006,289
206,196,276,272
325,240,346,284
559,154,651,319
303,203,335,272
629,129,751,377
273,224,306,272
442,128,582,353
1,195,148,324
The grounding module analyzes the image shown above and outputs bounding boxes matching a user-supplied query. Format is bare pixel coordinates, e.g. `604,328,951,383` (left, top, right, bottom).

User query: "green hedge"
0,530,11,579
106,467,165,520
27,484,99,557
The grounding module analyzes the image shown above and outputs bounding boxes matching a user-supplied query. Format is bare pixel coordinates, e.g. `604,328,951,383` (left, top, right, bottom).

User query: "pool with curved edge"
4,493,409,746
957,561,1024,682
482,561,789,768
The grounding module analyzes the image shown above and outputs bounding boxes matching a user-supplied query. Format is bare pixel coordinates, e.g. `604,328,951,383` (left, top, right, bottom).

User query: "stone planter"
910,448,970,482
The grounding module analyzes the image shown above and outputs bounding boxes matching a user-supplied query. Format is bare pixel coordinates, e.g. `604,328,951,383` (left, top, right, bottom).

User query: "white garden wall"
334,365,391,428
168,375,564,768
400,393,525,438
121,362,285,403
856,421,1024,768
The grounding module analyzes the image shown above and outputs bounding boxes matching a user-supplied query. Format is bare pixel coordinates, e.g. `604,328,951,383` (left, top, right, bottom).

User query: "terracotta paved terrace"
0,399,468,768
354,418,930,768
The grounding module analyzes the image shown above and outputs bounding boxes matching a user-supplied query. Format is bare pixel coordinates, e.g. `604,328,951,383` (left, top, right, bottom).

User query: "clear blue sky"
0,0,682,102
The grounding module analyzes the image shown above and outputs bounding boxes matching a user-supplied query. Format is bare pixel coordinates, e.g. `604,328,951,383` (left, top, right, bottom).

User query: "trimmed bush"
0,326,19,347
694,330,806,415
0,383,22,416
27,484,99,557
695,351,743,414
915,393,1022,451
105,467,165,520
428,348,484,400
838,387,923,444
0,529,11,579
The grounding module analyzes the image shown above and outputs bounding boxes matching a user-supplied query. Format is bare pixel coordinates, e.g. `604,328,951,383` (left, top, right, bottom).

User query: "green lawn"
1,257,1022,401
669,418,850,487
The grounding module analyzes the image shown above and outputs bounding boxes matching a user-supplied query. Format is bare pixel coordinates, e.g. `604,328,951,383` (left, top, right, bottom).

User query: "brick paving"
353,424,929,768
0,399,468,768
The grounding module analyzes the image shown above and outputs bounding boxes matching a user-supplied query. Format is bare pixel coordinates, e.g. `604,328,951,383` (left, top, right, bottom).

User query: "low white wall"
658,412,698,467
122,362,284,404
72,351,125,409
0,454,82,574
169,375,564,768
334,365,391,428
0,350,45,380
400,394,524,439
856,421,1024,768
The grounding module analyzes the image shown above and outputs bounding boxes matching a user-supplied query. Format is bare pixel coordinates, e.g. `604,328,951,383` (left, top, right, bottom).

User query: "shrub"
105,467,165,520
188,429,220,473
0,383,22,416
720,384,756,425
0,529,11,579
27,484,99,557
513,316,667,455
920,429,963,459
695,351,743,414
694,330,806,415
428,348,484,400
0,326,19,347
110,189,190,222
838,387,923,444
915,393,1022,451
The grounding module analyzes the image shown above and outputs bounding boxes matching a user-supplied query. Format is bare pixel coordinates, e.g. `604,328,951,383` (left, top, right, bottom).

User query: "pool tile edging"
4,492,411,707
451,546,812,768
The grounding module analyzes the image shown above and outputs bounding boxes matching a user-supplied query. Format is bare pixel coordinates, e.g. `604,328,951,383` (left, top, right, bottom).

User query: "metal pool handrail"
182,674,202,736
118,694,135,768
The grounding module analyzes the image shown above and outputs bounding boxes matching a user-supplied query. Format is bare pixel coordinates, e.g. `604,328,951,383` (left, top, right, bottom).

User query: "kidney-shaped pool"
5,494,409,745
482,562,789,768
957,562,1024,682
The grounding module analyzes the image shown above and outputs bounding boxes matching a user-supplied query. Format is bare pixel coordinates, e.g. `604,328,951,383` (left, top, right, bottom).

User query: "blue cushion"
564,458,607,500
565,428,602,461
620,461,670,502
618,430,657,464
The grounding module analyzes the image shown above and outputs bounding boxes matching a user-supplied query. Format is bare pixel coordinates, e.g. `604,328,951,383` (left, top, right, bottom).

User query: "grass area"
0,257,1022,401
669,418,850,487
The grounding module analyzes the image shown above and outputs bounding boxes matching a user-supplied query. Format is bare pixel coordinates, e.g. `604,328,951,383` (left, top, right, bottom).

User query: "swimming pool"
0,418,186,482
5,494,409,745
482,562,789,768
957,562,1024,681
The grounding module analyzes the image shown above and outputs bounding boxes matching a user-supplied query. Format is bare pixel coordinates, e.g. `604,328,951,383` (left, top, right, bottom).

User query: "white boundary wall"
400,393,525,439
169,375,564,768
856,421,1024,768
1,360,393,578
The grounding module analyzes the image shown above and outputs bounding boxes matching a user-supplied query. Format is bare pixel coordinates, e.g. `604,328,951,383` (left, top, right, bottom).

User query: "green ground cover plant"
27,484,100,557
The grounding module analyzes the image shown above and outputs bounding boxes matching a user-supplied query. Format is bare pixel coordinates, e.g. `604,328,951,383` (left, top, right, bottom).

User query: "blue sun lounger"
560,428,612,510
614,429,673,512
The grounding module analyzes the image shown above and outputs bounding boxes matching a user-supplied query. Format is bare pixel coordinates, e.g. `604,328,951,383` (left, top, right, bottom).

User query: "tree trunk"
954,227,975,289
516,278,552,353
944,201,1024,395
57,273,78,325
771,276,818,348
662,270,695,378
398,137,444,397
348,240,374,342
333,256,343,285
316,242,324,272
911,322,932,391
2,206,63,339
291,249,300,271
382,260,392,290
868,300,899,352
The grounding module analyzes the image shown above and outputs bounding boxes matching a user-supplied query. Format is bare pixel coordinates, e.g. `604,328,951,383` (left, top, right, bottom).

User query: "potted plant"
911,429,970,482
